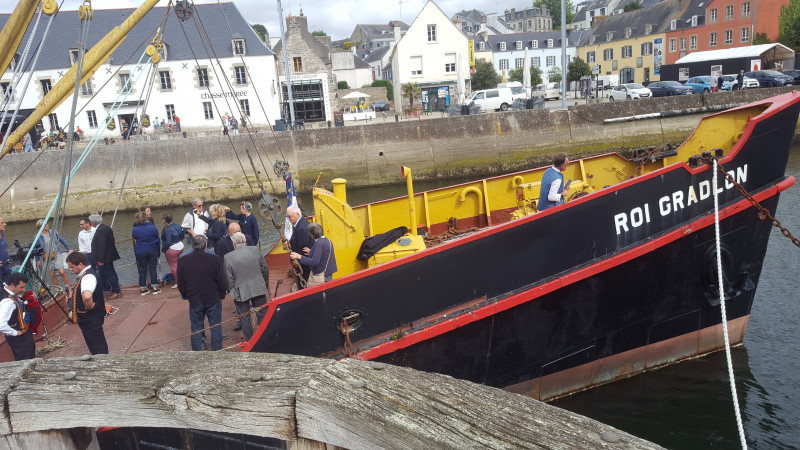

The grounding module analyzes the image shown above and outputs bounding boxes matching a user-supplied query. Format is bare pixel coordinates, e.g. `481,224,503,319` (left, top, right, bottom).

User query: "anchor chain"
340,317,355,358
701,155,800,248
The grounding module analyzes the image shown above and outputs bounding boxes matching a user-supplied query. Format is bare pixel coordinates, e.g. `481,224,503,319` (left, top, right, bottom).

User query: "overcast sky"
1,0,583,42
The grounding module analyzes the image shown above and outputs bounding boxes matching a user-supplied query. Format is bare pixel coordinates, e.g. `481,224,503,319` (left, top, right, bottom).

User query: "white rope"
712,158,748,449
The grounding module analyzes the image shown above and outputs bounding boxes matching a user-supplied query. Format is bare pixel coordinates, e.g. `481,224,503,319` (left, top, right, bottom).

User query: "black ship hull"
247,93,800,400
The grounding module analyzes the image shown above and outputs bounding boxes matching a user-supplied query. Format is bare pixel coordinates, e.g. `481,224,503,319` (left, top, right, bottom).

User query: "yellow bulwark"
272,100,761,280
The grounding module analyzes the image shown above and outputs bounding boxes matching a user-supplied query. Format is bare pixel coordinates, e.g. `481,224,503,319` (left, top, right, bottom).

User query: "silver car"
608,83,652,101
723,74,758,89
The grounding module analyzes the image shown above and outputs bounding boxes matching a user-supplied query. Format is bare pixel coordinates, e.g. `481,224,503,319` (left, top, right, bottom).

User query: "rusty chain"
701,155,800,248
340,318,354,358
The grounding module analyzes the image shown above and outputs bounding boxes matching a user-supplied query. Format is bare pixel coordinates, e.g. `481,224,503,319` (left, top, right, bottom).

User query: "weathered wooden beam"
0,352,662,449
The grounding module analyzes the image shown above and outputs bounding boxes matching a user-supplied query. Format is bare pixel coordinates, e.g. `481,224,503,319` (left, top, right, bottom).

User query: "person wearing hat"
34,218,73,296
225,201,259,246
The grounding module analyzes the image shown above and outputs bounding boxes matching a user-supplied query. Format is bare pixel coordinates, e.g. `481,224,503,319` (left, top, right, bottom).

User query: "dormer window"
691,15,698,26
589,35,596,45
547,39,553,47
479,42,485,51
515,41,522,50
69,49,79,65
670,19,677,30
644,24,652,35
232,39,245,56
625,27,632,38
606,31,613,41
500,42,506,51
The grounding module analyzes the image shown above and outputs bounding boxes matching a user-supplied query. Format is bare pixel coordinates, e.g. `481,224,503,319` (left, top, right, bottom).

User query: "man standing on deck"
224,201,259,245
215,222,254,261
89,214,122,300
0,216,10,285
66,252,109,355
78,217,96,266
181,198,209,244
287,205,313,287
537,153,570,211
0,273,35,360
177,235,226,351
225,232,269,341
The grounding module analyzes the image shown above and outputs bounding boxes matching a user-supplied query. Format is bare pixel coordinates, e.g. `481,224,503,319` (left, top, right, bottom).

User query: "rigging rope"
712,159,748,450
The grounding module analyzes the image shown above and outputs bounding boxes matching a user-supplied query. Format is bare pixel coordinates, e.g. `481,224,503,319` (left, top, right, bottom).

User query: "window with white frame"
606,31,613,41
725,5,733,20
445,53,456,73
515,41,522,50
499,59,509,70
203,102,214,120
48,113,58,130
87,110,98,128
240,99,251,117
159,70,172,90
165,104,175,121
625,28,632,38
1,82,13,102
410,56,423,76
69,49,79,65
725,29,733,44
622,45,632,58
690,35,697,50
532,56,541,66
119,73,131,93
670,19,676,30
547,39,553,47
479,42,485,50
198,68,209,87
515,57,524,69
668,38,675,52
547,55,555,66
645,24,652,35
587,51,595,63
80,81,92,96
679,37,686,51
709,31,718,47
603,48,613,60
741,27,749,42
641,42,652,55
235,66,247,85
40,79,52,95
427,24,437,42
532,40,538,48
710,8,718,23
500,42,506,51
742,2,750,17
233,39,245,55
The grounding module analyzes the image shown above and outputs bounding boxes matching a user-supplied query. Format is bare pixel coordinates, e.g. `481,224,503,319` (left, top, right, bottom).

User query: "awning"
675,43,795,64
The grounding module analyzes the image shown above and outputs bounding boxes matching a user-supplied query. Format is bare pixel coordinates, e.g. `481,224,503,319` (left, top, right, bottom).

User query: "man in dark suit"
88,214,122,299
215,222,254,260
224,232,269,341
177,235,226,351
66,252,109,355
287,205,313,285
0,273,35,360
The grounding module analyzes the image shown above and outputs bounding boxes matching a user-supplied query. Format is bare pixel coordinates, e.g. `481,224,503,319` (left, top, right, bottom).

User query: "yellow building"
577,0,683,85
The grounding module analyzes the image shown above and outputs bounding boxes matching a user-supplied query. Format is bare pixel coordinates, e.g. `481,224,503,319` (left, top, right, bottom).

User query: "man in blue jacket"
538,153,570,211
225,201,259,246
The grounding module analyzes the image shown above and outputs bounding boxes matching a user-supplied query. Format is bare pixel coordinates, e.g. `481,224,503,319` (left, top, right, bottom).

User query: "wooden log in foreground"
0,352,662,449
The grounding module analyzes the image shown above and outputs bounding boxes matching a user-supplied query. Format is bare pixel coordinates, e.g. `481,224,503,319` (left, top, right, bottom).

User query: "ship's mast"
277,0,296,128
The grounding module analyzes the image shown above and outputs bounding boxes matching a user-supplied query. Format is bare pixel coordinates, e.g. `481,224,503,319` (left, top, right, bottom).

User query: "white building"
487,31,588,83
0,4,279,139
331,51,373,89
391,0,470,112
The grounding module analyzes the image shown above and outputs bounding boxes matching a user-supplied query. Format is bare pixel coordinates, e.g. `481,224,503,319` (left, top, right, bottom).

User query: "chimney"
394,20,402,43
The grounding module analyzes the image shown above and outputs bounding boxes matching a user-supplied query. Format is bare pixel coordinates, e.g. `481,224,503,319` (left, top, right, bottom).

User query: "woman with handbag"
289,222,337,287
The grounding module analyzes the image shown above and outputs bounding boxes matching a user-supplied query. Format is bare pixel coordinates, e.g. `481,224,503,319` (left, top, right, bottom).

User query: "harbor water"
2,144,800,448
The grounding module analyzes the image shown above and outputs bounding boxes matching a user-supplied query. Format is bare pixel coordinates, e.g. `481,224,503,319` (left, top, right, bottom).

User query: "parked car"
646,80,694,97
684,76,729,93
498,81,527,97
744,70,793,87
532,83,561,100
466,87,515,111
722,74,759,90
781,69,800,85
607,83,652,101
373,100,390,111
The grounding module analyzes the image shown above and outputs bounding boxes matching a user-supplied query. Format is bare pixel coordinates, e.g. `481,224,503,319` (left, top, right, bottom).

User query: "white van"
596,74,619,90
467,87,515,112
532,83,561,100
497,81,527,98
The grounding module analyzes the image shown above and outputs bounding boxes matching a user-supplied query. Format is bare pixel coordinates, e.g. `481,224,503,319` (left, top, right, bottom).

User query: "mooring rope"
712,158,747,449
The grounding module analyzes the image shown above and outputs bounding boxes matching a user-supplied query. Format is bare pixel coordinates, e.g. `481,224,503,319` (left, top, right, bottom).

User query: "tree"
548,66,562,83
623,2,642,12
251,24,267,42
311,30,327,36
471,59,501,90
533,0,575,29
371,79,394,100
530,66,543,86
779,1,800,51
752,32,771,45
508,67,525,83
401,83,421,108
567,56,592,83
508,66,543,85
342,41,355,50
337,81,350,90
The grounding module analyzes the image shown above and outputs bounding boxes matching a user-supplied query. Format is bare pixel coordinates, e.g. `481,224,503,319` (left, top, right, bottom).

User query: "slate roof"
361,46,391,64
0,2,271,71
671,0,708,31
578,0,681,46
354,21,409,39
503,7,551,21
487,30,589,50
452,9,487,23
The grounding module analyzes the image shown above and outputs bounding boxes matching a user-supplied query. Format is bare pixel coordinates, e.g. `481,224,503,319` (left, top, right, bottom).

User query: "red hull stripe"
353,176,795,361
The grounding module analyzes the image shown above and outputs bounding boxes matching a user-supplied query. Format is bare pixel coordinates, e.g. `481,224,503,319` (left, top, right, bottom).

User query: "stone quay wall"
0,87,794,222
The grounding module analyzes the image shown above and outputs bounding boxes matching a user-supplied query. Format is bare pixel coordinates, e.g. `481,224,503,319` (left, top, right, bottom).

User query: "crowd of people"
0,196,338,360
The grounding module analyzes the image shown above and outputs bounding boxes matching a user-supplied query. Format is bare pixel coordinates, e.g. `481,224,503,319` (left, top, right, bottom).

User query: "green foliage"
567,56,592,83
530,66,543,85
251,24,267,42
752,32,771,45
471,59,501,90
401,82,421,107
623,2,642,12
508,67,524,83
508,66,543,86
371,79,394,100
342,41,355,50
533,0,575,29
779,1,800,51
548,66,563,83
311,30,327,36
337,81,350,90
